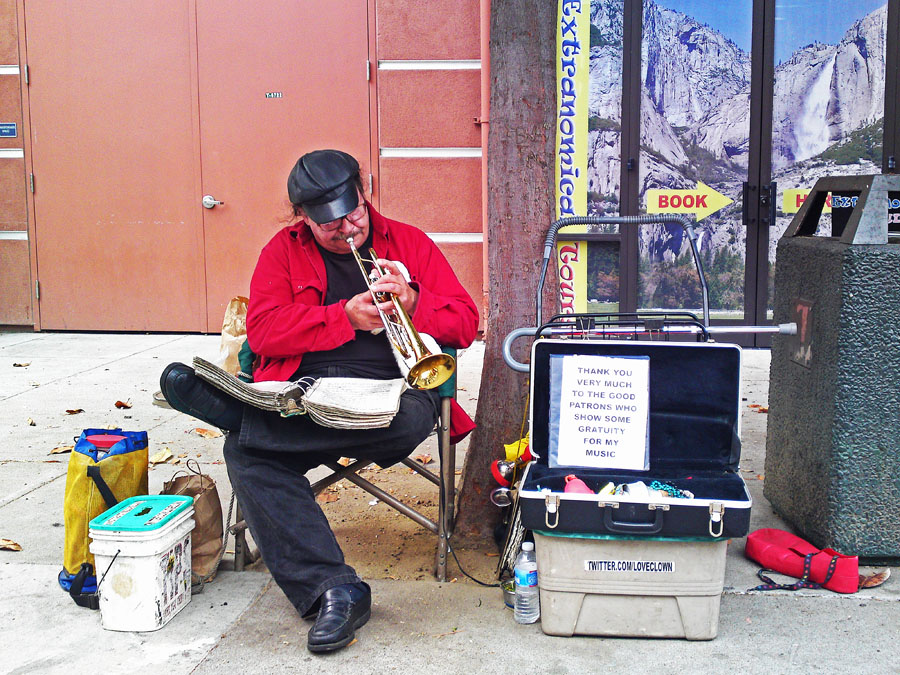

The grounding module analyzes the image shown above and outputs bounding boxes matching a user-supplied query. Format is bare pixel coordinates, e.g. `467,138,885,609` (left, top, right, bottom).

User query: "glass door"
637,0,754,322
768,0,888,316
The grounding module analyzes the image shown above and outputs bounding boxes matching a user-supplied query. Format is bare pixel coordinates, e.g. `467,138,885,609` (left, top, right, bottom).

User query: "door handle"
202,195,224,209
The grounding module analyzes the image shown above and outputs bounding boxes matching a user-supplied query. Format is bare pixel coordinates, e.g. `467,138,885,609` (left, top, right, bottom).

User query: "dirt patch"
322,464,499,584
241,462,500,586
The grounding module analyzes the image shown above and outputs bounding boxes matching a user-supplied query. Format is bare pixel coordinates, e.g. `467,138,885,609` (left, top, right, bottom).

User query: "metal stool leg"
435,396,455,581
233,501,247,572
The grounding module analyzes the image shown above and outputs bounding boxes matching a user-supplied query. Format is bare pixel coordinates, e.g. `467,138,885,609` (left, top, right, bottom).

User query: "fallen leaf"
485,552,500,557
43,460,61,463
177,453,188,458
13,362,30,367
170,459,181,465
338,457,352,467
413,453,432,465
316,492,340,504
433,627,462,637
859,568,891,589
748,404,760,409
757,407,769,413
115,400,132,409
50,445,74,455
65,409,85,415
757,474,764,480
1,539,22,551
192,428,222,439
149,448,173,465
27,418,36,426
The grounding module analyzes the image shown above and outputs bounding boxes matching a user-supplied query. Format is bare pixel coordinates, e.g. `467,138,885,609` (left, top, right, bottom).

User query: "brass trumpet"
346,237,456,389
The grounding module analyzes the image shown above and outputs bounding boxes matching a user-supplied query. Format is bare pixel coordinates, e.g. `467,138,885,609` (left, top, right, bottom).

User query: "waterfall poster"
556,0,887,318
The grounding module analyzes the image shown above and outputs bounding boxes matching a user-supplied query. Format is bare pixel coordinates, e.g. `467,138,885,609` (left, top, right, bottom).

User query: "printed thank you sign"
549,354,650,470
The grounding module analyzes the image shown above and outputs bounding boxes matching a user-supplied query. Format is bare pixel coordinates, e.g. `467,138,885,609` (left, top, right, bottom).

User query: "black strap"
750,552,839,592
68,563,100,610
86,465,118,509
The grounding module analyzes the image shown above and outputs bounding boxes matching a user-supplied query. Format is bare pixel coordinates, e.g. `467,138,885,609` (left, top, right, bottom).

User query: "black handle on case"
602,507,664,534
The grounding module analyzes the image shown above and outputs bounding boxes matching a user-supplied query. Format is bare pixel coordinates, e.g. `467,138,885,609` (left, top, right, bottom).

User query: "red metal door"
24,1,206,331
195,0,372,331
23,1,371,331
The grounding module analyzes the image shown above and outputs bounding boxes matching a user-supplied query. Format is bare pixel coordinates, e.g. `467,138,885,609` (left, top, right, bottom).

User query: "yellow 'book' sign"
646,182,733,221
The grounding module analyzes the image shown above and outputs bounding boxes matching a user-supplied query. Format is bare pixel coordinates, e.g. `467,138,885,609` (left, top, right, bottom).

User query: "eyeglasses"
317,203,367,231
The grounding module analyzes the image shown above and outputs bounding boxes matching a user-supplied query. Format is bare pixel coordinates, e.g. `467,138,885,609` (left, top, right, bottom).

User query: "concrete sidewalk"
1,332,898,674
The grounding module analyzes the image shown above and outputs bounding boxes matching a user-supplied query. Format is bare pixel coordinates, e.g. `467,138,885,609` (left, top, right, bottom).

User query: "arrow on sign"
645,182,733,221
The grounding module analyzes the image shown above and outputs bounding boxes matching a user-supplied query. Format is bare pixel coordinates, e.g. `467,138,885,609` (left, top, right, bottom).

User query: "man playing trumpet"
160,149,478,653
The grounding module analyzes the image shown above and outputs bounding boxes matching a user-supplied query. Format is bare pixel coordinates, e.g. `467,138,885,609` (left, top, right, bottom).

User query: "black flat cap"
287,149,360,224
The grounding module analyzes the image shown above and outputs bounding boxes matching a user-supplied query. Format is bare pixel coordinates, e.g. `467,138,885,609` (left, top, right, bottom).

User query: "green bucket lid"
90,495,193,532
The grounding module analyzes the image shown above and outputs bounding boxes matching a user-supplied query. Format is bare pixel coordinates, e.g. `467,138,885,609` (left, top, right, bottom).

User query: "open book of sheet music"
192,356,406,429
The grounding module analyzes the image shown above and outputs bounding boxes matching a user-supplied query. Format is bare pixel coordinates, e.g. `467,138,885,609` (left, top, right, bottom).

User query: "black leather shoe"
306,583,371,653
159,362,243,431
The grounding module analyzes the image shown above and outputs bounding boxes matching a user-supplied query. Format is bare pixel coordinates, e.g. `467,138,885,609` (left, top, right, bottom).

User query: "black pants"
223,367,439,617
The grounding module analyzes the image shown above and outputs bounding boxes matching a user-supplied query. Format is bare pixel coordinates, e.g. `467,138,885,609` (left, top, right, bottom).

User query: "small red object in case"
563,474,594,495
744,528,859,593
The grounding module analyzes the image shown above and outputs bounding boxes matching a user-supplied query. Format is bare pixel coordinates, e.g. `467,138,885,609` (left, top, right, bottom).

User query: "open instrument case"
518,328,751,539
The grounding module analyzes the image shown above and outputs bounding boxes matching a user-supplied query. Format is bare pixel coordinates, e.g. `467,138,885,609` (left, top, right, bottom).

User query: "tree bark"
454,0,557,545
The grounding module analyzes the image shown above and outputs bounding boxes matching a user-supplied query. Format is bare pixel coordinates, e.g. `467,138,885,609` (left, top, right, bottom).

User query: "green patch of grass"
587,301,620,313
815,118,883,165
589,116,620,132
590,24,618,49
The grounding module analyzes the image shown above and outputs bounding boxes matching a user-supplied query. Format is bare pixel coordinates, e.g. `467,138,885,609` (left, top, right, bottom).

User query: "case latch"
647,503,670,511
544,494,560,529
708,502,725,537
596,501,620,509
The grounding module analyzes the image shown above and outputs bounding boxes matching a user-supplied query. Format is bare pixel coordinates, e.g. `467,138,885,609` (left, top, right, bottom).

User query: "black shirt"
295,229,402,380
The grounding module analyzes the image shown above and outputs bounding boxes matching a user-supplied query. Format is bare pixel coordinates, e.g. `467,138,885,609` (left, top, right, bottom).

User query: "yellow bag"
58,429,148,607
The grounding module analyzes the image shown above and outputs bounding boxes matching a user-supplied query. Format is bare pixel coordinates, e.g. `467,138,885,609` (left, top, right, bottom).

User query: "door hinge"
29,173,34,193
368,173,373,196
366,60,371,81
35,280,40,300
24,64,29,85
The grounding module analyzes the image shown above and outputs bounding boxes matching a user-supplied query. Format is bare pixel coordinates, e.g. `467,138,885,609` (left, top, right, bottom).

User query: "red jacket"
246,203,479,441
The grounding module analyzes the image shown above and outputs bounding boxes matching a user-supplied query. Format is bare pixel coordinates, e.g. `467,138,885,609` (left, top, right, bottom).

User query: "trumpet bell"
407,352,456,390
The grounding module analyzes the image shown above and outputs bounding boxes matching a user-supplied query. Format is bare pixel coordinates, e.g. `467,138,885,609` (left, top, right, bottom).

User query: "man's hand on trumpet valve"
343,258,418,332
371,258,419,314
344,290,393,331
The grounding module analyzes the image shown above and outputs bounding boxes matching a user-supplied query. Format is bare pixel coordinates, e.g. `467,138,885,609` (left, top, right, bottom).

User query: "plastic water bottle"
514,541,540,624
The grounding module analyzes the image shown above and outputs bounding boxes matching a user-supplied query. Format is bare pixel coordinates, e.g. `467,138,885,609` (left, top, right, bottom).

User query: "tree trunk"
455,0,557,545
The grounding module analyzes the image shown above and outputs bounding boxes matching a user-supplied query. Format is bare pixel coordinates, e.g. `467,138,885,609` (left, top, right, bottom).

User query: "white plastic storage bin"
89,495,194,632
534,531,727,640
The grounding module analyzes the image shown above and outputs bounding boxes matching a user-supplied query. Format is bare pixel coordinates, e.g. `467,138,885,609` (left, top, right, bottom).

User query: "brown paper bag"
162,460,225,584
217,296,249,376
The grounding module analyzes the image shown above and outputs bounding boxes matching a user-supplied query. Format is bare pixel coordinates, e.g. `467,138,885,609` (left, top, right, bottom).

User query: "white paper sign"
554,354,650,470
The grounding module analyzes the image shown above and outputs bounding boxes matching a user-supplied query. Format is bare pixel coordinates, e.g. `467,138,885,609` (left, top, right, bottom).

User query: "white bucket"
89,495,195,632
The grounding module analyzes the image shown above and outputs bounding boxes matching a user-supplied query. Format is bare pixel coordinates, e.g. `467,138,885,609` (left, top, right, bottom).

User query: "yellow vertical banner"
555,0,589,314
